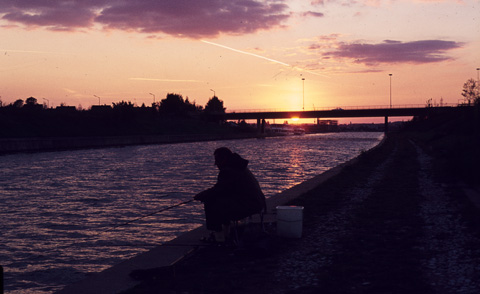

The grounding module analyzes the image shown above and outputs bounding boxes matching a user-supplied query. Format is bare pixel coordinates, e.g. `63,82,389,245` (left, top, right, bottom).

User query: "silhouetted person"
194,147,266,242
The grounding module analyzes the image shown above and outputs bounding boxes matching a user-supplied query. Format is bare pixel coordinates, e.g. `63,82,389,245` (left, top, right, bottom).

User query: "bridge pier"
384,116,389,134
256,118,266,137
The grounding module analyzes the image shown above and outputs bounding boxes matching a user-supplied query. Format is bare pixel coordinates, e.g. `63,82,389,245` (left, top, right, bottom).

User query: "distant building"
90,105,112,112
311,119,339,132
54,106,76,113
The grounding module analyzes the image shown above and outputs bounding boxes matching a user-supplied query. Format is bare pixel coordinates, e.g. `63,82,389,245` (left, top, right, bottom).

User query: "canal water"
0,132,383,293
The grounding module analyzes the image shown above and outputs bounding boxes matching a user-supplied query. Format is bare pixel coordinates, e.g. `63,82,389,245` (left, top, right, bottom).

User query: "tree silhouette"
461,78,480,105
24,97,43,111
112,100,135,109
112,100,135,121
159,93,186,115
0,92,240,139
12,99,24,108
25,97,38,106
185,97,203,112
204,96,225,114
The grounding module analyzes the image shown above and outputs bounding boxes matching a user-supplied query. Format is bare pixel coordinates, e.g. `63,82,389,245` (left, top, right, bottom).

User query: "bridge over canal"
220,105,472,133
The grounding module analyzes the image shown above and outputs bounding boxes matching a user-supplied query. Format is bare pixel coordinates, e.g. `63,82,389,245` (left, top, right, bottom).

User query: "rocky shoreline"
121,132,480,294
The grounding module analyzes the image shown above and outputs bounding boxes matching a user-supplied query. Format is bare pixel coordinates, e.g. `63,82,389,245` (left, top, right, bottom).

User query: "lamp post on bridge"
149,92,155,105
476,68,480,98
302,78,305,111
42,98,49,109
389,74,393,108
210,89,216,98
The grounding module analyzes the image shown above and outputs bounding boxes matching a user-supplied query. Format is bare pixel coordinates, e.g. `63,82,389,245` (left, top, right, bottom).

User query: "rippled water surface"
0,132,383,293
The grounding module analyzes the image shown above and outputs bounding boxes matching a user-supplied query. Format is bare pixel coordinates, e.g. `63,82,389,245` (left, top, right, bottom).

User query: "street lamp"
149,92,155,104
302,78,305,111
94,95,100,105
476,68,480,97
210,89,216,97
389,74,393,108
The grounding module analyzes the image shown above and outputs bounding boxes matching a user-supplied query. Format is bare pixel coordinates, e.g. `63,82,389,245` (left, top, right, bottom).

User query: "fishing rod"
23,192,175,229
18,193,201,256
52,197,198,251
100,198,196,234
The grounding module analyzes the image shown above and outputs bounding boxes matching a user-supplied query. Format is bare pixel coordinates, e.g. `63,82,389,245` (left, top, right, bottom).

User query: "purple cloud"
0,0,290,37
323,40,463,65
0,0,107,31
301,11,324,18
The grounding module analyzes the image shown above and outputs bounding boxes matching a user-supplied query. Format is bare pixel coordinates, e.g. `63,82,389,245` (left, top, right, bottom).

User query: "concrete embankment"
0,133,258,155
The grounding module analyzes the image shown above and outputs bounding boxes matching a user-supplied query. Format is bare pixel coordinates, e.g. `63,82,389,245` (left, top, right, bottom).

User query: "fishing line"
100,198,195,234
21,196,200,262
52,194,199,249
23,192,175,229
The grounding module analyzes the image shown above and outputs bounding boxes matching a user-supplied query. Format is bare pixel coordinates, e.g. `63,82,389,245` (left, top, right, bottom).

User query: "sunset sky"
1,0,479,115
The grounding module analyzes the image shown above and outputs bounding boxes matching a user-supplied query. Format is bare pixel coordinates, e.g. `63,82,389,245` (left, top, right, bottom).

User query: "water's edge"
0,133,259,154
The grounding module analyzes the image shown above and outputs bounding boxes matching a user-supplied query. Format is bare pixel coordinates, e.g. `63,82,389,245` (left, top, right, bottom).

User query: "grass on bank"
401,107,479,187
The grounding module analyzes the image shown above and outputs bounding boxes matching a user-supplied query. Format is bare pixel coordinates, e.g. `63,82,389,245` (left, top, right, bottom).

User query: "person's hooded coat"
195,152,266,221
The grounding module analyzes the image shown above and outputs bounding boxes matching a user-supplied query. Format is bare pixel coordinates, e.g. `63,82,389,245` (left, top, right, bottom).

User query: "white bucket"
276,206,304,238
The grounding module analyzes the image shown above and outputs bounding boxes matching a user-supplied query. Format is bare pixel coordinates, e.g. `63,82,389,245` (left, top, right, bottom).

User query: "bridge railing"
226,103,459,113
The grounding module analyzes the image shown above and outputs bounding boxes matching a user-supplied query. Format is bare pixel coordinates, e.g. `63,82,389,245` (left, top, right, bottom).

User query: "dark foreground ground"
121,131,480,294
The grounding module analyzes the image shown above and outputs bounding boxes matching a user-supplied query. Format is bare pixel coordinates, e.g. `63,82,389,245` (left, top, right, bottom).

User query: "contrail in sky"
201,40,327,77
1,49,71,55
201,40,290,67
129,78,203,82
